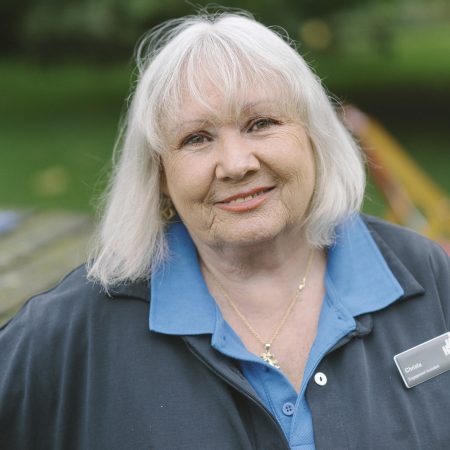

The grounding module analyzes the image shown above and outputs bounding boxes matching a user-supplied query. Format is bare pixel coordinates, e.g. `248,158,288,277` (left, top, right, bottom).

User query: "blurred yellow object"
32,165,70,197
344,105,450,250
299,19,332,50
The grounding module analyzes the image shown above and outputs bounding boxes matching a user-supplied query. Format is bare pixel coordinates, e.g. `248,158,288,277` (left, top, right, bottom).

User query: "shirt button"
314,372,327,386
282,402,295,416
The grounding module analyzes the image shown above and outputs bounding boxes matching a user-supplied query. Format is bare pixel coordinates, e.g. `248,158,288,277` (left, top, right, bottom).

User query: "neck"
196,224,310,277
195,227,325,314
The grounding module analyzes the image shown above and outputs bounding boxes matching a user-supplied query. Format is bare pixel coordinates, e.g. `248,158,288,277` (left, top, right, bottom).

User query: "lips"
215,186,275,212
218,187,274,204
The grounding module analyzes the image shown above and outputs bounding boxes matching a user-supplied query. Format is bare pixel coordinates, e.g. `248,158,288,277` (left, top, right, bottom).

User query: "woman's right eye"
180,133,209,148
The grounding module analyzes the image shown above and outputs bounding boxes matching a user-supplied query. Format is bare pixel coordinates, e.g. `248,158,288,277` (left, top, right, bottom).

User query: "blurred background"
0,0,449,215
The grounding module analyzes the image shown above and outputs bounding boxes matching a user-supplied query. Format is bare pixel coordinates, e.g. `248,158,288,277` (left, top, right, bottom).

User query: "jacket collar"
107,279,148,302
363,216,424,301
335,216,426,343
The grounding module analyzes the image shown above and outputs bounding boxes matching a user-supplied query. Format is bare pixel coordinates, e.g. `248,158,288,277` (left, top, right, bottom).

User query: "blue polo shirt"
150,215,404,449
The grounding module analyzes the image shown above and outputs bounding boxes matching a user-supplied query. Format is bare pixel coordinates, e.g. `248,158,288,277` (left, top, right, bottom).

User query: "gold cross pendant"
261,343,280,369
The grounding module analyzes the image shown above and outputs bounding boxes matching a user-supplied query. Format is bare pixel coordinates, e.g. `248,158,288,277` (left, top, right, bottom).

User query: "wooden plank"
0,211,91,271
0,211,93,325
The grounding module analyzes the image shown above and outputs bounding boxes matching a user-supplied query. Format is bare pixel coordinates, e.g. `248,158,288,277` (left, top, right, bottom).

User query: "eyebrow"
169,119,214,136
170,99,283,134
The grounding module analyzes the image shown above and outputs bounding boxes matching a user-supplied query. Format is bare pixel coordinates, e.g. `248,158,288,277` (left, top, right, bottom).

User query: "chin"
212,219,287,248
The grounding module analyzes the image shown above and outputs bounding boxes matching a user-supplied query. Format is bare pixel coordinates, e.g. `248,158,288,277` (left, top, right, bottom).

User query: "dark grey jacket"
1,216,449,450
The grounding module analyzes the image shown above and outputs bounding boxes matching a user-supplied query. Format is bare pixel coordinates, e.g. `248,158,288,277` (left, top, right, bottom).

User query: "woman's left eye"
248,118,279,132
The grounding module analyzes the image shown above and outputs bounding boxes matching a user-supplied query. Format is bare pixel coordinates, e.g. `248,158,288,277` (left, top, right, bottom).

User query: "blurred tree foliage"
0,0,382,61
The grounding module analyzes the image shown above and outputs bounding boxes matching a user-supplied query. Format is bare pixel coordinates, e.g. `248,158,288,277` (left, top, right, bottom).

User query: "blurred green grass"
313,23,450,89
0,62,129,211
0,55,448,216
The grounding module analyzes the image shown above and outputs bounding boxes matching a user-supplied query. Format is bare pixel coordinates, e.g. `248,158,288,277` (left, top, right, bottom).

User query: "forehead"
164,83,291,136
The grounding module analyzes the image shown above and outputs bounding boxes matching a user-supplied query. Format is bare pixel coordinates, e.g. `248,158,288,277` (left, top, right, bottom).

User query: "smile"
216,187,274,212
225,190,268,204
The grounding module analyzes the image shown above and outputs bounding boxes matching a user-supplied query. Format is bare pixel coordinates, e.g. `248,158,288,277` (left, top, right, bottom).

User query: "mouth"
216,186,275,212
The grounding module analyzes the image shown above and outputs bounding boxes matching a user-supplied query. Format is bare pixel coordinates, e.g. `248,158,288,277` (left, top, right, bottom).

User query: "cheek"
162,154,213,204
266,130,315,182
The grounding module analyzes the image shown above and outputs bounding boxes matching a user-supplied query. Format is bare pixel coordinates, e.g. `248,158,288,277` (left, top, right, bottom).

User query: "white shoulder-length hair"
87,11,365,287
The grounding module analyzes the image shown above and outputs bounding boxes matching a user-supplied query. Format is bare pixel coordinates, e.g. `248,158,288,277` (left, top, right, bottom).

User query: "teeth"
227,191,263,204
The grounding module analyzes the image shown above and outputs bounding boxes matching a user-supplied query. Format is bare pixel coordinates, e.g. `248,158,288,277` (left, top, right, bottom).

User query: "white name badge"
394,332,450,388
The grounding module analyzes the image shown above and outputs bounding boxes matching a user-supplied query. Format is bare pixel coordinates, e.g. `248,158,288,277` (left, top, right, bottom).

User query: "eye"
247,117,280,132
180,132,210,148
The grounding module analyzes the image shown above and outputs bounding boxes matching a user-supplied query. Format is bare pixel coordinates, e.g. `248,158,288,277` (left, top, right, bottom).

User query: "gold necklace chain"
204,249,315,369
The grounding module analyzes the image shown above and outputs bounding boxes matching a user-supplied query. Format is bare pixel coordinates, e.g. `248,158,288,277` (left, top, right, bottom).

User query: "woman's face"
160,85,316,250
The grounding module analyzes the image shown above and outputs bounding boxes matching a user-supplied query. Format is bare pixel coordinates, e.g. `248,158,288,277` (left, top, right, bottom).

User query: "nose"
215,132,260,180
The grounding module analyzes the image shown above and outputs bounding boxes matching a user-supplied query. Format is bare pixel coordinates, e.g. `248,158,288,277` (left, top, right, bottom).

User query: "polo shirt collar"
326,215,404,317
150,221,216,335
150,216,407,335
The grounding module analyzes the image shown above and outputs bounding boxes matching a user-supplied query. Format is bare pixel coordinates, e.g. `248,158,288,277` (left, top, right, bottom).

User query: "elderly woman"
1,11,449,450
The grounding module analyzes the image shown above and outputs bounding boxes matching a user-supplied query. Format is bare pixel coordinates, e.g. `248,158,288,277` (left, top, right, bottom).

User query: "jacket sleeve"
429,242,450,329
0,267,93,450
0,297,59,449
